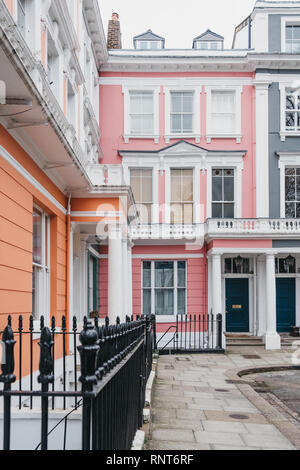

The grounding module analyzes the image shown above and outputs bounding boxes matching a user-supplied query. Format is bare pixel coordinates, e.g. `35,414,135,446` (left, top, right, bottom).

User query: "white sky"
99,0,257,49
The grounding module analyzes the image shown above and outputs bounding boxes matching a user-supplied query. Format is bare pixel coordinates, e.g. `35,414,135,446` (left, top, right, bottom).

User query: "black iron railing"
0,314,155,451
157,313,224,354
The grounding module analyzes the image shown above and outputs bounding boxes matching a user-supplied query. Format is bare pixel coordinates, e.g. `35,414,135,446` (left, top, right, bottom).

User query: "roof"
133,29,165,42
193,29,224,42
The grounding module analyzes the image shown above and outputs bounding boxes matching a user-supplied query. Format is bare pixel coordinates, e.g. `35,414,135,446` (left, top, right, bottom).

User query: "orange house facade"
0,0,134,343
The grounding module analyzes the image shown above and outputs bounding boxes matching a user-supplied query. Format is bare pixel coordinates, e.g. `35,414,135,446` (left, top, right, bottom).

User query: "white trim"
206,156,244,218
0,145,67,215
278,153,300,218
163,85,201,144
100,77,253,86
255,78,271,217
205,85,242,143
98,253,204,259
122,85,160,143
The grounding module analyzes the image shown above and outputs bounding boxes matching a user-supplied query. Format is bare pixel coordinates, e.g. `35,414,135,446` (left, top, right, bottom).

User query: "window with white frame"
285,167,300,218
130,169,153,223
129,91,154,135
170,169,193,224
17,0,26,36
212,168,235,218
211,91,236,134
195,41,222,50
285,89,300,132
142,261,186,316
170,92,194,134
136,41,162,50
285,24,300,53
32,207,50,321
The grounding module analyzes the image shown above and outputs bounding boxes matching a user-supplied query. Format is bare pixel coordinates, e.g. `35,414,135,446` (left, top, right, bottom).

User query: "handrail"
156,325,177,346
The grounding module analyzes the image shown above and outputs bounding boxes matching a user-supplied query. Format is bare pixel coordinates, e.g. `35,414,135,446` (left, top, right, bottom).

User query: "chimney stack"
107,12,122,49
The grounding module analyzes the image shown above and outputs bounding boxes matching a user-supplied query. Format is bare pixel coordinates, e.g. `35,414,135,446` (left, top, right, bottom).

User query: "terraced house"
0,0,300,397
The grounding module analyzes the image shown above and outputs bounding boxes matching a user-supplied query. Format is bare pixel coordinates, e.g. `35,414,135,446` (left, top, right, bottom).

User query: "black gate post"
216,314,223,350
0,318,16,451
78,321,99,450
38,326,54,451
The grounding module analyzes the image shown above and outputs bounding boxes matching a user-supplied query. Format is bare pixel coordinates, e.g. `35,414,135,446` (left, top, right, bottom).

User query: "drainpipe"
66,193,71,352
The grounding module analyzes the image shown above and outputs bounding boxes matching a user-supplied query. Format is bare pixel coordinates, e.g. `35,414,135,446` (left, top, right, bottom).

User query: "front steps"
225,333,264,348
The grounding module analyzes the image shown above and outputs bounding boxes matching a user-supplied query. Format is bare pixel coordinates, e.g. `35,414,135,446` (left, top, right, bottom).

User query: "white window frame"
281,16,300,53
136,41,162,50
279,83,300,141
206,156,244,219
278,153,300,218
211,168,235,219
195,41,222,50
123,158,159,223
170,168,194,225
129,167,154,224
142,260,187,321
205,86,242,143
164,85,201,143
123,85,160,143
32,205,50,328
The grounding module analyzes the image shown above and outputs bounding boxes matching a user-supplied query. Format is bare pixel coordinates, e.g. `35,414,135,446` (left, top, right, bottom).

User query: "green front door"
226,278,249,332
276,278,295,332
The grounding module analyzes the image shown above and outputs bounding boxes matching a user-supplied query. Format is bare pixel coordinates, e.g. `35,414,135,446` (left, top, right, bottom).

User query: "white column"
122,237,128,320
265,253,281,350
254,79,271,218
257,256,266,337
127,241,133,317
108,224,123,323
207,255,212,315
211,253,225,348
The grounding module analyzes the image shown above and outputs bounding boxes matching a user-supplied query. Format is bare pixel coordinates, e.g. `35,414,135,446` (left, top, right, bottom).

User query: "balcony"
206,218,300,239
130,224,205,241
87,164,126,187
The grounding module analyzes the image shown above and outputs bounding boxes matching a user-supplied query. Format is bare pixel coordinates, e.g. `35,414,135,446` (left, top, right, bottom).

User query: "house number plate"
232,305,242,309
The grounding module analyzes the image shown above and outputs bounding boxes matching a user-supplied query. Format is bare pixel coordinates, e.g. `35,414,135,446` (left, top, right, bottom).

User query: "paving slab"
145,349,298,451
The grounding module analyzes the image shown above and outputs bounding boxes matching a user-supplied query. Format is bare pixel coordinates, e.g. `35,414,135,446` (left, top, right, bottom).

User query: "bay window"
142,261,186,316
170,169,194,224
212,168,235,218
130,168,153,223
32,207,50,322
285,89,300,132
285,167,300,218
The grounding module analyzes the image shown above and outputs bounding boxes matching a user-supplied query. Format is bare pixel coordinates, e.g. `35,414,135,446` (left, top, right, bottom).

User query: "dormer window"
193,29,224,50
194,40,223,50
136,41,162,50
133,29,165,50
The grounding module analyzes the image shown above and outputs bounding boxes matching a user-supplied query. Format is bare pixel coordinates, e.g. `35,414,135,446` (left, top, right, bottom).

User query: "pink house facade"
96,4,300,350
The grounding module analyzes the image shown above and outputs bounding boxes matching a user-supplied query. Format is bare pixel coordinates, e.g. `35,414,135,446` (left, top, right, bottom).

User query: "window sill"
280,131,300,142
206,134,242,144
124,134,159,144
165,134,201,144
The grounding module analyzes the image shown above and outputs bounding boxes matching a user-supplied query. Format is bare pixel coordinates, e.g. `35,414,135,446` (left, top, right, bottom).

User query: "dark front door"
226,278,249,332
276,278,296,332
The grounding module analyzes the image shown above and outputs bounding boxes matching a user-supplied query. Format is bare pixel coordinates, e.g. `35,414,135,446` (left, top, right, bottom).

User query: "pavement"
145,347,299,450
